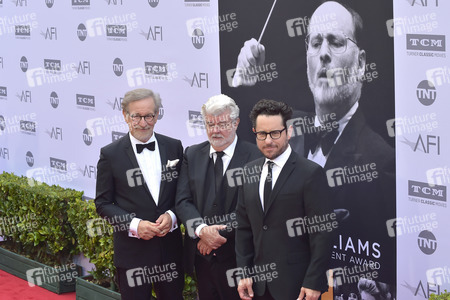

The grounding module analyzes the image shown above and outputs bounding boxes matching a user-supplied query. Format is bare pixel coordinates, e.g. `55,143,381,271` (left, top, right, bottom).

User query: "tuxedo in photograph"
235,148,333,300
289,107,396,285
175,138,261,299
95,133,184,299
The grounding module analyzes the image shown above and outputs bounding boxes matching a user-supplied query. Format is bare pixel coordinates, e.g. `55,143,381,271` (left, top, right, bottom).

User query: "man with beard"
232,1,396,298
175,94,261,300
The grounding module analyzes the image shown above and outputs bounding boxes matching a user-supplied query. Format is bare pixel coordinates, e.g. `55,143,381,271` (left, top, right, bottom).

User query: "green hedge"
0,172,81,265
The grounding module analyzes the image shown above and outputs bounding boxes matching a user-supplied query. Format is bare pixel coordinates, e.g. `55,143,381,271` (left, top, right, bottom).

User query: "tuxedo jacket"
95,133,183,269
235,151,333,299
175,138,261,274
290,107,396,283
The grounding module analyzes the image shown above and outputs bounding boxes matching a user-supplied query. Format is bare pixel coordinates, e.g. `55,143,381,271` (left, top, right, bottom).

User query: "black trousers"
194,254,241,300
117,265,184,300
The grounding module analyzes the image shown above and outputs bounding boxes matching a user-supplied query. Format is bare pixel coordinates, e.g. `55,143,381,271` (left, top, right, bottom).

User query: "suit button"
263,225,268,230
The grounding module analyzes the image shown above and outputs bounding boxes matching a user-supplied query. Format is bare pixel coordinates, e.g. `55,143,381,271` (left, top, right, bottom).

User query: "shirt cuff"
195,223,208,238
128,217,142,239
165,210,178,232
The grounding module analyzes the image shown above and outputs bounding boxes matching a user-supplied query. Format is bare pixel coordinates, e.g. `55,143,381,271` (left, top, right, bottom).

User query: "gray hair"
201,94,240,120
121,88,161,113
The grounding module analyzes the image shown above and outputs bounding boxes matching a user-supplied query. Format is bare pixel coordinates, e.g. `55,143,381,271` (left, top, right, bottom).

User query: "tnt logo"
83,128,93,145
326,168,345,187
185,217,204,238
113,58,123,76
126,268,145,287
417,80,437,106
286,17,307,37
418,230,437,255
226,168,244,187
45,0,54,8
126,168,144,187
286,218,306,237
148,0,159,7
77,23,87,41
386,218,402,237
191,28,205,49
26,151,34,167
50,91,59,108
20,56,28,72
226,268,245,287
86,218,110,237
26,268,45,287
186,18,205,37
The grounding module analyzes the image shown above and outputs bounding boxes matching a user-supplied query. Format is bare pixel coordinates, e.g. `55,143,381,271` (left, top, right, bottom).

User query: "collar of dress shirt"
314,101,359,141
129,132,157,154
209,135,238,159
265,144,292,170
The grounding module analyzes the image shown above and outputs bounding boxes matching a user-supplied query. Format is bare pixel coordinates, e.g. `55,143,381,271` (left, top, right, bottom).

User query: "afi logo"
48,127,63,140
83,165,96,178
77,61,91,75
411,0,439,6
41,27,57,40
0,148,9,160
414,134,440,154
141,26,163,41
15,0,27,6
185,72,208,88
17,90,32,102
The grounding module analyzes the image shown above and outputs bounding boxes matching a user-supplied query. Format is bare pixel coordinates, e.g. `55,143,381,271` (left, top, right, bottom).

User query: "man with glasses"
95,88,184,299
175,94,261,300
235,99,333,300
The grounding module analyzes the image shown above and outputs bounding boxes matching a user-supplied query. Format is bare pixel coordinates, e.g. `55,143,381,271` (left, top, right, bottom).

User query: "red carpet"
0,269,76,300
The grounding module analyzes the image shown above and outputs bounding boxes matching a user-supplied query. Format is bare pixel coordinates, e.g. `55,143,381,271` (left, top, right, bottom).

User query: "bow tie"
304,125,339,156
136,141,155,153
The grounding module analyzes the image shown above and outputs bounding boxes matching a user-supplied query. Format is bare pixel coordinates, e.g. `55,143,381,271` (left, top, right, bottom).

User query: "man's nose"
319,40,332,64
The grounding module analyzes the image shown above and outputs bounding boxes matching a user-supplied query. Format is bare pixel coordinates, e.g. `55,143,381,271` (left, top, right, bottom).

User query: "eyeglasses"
128,113,156,123
254,128,286,140
305,31,357,55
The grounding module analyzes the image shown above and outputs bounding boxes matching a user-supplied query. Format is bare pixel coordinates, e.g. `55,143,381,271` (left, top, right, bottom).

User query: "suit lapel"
196,143,212,214
156,133,167,204
264,152,296,215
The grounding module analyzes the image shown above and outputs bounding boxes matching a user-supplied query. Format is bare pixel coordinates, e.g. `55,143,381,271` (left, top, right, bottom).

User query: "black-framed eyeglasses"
254,128,286,140
305,31,357,55
128,113,156,123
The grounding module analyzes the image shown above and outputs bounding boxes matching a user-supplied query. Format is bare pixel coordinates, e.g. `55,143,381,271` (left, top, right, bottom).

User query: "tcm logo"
407,34,445,51
47,127,63,140
50,91,59,108
15,25,31,37
286,17,307,37
417,80,436,106
76,61,91,75
77,23,87,41
17,90,32,103
412,134,440,154
76,94,95,108
0,86,7,97
26,151,34,167
44,59,62,72
82,165,96,178
86,218,110,237
113,58,123,76
191,29,205,49
145,62,168,75
418,230,437,255
20,121,36,133
148,0,159,7
126,168,144,187
82,128,93,145
184,72,209,88
112,131,126,142
20,56,28,72
0,147,9,160
106,25,127,37
50,157,67,172
15,0,27,6
187,110,205,137
41,27,57,40
185,217,204,238
45,0,54,8
107,0,123,4
408,180,446,202
72,0,90,7
226,268,245,288
140,26,163,41
411,0,439,6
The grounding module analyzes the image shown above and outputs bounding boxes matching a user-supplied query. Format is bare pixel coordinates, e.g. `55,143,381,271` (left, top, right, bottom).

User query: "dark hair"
249,99,293,129
340,2,364,44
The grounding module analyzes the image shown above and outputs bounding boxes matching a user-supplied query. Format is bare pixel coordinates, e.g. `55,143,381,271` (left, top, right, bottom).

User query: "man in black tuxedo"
95,88,184,300
235,99,333,300
175,94,261,300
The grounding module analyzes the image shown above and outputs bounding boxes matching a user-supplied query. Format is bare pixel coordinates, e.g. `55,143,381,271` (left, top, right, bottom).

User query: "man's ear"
358,49,366,77
287,125,293,140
